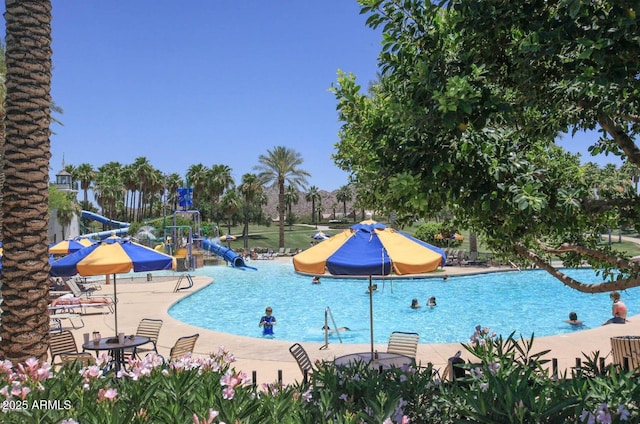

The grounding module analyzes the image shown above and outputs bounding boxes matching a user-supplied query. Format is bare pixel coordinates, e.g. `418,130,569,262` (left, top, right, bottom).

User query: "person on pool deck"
602,291,628,325
259,307,276,335
410,298,421,309
312,276,321,284
427,296,437,307
565,311,583,326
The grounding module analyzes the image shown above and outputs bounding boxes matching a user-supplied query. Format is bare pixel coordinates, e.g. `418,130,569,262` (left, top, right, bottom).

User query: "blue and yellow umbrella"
294,220,446,276
50,237,176,335
49,238,95,255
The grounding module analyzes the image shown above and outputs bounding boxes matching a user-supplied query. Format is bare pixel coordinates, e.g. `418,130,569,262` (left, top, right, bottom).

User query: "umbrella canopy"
50,237,176,335
49,238,95,255
294,220,446,276
311,231,330,240
220,234,237,241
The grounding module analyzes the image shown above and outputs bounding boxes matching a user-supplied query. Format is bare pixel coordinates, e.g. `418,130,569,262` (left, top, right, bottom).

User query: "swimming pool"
168,261,639,344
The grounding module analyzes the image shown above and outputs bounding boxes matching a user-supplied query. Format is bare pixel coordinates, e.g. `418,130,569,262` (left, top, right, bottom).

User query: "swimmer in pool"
259,307,276,335
427,296,437,307
565,311,583,326
410,298,421,309
322,325,350,334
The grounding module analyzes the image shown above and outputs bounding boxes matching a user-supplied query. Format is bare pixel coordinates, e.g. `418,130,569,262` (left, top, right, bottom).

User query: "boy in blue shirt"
259,306,276,335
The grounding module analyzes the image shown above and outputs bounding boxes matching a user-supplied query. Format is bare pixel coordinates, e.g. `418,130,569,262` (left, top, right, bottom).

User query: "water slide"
202,239,256,271
80,210,130,239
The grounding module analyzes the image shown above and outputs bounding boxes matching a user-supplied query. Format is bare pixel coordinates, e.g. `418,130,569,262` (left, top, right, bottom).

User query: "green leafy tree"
254,146,310,248
49,185,81,240
332,0,640,292
0,0,53,362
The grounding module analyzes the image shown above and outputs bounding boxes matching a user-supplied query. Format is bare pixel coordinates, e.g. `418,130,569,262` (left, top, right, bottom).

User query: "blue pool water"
167,261,639,344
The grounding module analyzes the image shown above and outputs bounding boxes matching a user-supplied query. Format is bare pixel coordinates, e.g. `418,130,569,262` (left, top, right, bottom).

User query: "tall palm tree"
336,185,353,219
73,163,95,210
220,189,242,236
165,173,183,212
207,164,234,222
239,173,263,249
284,185,299,229
254,146,310,248
305,185,321,225
0,0,53,362
132,157,155,221
186,163,209,210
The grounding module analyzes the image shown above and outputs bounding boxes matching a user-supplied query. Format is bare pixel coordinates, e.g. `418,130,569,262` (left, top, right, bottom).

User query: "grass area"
222,223,640,262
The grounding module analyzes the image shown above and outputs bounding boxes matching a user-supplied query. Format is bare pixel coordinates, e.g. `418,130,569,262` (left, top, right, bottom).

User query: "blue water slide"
80,210,130,239
81,210,130,228
202,239,256,271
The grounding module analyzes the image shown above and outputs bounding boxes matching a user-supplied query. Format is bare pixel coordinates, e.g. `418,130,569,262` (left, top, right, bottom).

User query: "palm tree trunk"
0,0,53,362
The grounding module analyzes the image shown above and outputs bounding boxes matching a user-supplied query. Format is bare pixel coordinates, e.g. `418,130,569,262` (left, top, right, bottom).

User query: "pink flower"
98,387,118,401
222,386,235,400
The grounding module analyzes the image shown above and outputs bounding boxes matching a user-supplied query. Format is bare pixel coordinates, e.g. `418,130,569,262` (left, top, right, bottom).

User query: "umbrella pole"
369,275,374,358
113,274,118,336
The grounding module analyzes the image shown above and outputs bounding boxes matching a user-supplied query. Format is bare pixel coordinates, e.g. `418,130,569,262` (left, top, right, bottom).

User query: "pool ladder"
320,306,343,350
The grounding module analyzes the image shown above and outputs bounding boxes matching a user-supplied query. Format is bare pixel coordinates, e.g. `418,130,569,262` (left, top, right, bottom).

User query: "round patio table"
83,335,150,373
334,352,414,370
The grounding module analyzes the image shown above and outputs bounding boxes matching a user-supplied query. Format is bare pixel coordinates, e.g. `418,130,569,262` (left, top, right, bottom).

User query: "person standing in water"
259,306,277,335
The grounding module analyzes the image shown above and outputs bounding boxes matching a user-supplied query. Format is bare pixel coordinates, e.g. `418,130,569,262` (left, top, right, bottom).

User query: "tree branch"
513,241,640,293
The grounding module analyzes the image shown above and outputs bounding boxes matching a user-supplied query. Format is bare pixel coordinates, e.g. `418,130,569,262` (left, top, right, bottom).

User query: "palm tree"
0,0,53,362
254,146,310,248
207,164,234,222
165,173,183,212
73,163,96,210
284,185,299,229
132,157,155,222
305,186,321,225
239,173,263,249
186,163,209,210
220,189,242,237
336,185,353,220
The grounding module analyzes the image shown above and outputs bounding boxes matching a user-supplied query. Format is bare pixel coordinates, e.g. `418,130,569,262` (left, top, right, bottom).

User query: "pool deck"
60,258,639,386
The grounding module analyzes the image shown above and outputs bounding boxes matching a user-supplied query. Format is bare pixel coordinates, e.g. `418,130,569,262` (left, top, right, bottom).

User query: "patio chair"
611,336,640,372
387,331,419,361
131,318,163,358
49,330,80,366
168,334,199,361
60,352,95,367
289,343,313,384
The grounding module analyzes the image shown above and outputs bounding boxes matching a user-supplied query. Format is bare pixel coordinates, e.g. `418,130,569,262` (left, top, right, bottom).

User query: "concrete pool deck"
59,258,639,385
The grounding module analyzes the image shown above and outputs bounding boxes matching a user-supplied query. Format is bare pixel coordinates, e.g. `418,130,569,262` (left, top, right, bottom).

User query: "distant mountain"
261,185,355,221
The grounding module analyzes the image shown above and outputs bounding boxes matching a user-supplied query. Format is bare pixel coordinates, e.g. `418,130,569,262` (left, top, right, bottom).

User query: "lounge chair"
49,295,114,314
289,343,313,384
49,311,85,330
387,331,419,362
611,336,640,372
49,330,80,366
168,334,199,361
67,280,114,302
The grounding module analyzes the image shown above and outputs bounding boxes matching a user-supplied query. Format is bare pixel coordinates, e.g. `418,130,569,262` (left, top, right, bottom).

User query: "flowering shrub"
0,330,638,423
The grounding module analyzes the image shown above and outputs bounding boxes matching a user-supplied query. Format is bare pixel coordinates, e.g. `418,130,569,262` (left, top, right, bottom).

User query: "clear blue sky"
2,1,622,194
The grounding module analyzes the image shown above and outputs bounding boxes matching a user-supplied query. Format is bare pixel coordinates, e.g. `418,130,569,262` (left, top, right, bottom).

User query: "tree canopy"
332,0,640,292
